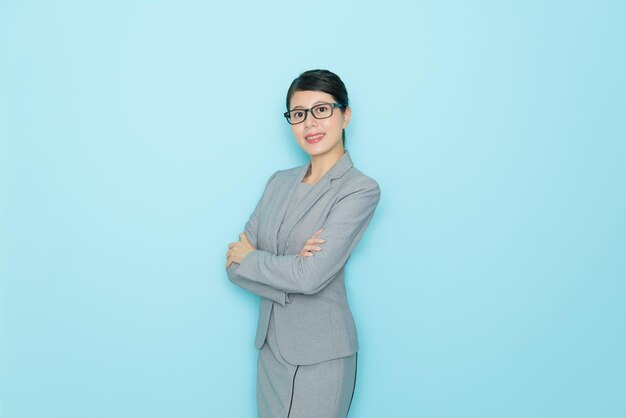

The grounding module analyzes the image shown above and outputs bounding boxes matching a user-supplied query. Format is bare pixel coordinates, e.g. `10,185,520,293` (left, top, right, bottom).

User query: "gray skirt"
257,309,357,418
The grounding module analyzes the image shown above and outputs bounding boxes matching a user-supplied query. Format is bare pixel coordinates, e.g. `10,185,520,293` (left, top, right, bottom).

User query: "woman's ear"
342,107,351,129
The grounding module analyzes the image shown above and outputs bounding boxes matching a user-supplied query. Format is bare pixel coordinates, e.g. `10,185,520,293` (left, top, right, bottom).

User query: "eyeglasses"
284,102,346,125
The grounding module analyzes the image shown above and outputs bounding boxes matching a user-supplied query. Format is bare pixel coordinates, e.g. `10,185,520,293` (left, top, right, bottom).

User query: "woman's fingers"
298,230,326,257
305,239,325,248
299,244,322,257
225,235,255,266
226,241,239,266
225,256,232,268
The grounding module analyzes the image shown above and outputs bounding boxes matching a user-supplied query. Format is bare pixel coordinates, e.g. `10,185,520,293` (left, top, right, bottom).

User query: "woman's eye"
293,111,305,119
315,106,328,114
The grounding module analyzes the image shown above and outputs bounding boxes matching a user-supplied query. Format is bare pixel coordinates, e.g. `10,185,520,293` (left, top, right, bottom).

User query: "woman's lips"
305,133,325,144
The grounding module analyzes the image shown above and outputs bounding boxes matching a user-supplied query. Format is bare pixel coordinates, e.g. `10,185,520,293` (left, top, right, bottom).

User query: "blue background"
1,1,624,417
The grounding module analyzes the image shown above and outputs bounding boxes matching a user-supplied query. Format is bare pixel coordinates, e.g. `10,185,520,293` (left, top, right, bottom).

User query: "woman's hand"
299,228,325,257
226,233,256,268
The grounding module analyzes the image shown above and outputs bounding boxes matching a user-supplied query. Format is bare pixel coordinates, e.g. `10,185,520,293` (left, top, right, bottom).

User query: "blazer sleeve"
235,177,381,296
226,172,289,306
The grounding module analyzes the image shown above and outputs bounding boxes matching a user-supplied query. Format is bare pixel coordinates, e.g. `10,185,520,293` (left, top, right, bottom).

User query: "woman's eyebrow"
290,101,328,110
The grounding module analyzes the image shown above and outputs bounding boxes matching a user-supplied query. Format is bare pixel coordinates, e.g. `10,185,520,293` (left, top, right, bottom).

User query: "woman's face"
288,90,351,158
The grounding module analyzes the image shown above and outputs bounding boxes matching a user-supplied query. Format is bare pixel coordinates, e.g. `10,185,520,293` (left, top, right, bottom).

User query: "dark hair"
286,69,350,145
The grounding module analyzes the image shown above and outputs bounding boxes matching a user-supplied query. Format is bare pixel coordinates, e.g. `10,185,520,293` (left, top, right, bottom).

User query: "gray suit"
227,151,380,366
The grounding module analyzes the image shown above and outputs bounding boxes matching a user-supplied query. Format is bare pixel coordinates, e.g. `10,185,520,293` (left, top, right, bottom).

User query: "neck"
304,145,345,184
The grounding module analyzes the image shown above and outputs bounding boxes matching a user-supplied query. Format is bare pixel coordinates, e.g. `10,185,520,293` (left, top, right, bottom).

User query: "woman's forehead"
290,90,335,108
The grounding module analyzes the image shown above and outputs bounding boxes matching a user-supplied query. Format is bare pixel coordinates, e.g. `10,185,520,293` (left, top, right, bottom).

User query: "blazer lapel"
264,164,308,254
276,152,354,255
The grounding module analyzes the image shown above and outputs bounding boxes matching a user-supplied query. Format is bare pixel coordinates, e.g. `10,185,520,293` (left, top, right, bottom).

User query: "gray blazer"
226,151,381,365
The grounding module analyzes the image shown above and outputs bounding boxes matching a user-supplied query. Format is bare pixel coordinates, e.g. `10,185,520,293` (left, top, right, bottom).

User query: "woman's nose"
304,112,317,128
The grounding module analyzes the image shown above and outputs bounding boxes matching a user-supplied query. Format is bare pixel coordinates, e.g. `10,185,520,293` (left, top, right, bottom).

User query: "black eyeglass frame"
283,102,346,125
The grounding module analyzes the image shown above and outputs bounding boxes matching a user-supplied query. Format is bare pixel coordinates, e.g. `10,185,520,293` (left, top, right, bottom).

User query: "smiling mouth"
305,133,324,144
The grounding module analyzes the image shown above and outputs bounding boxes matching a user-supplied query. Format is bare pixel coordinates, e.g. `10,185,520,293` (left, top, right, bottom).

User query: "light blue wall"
1,1,624,417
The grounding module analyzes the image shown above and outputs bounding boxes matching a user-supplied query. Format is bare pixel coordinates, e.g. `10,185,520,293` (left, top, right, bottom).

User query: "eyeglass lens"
288,103,335,124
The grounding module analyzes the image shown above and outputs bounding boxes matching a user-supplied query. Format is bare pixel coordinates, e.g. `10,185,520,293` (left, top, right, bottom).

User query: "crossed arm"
226,228,324,268
225,176,380,305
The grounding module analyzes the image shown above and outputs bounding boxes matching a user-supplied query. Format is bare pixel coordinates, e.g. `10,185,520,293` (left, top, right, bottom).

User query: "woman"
225,69,380,418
